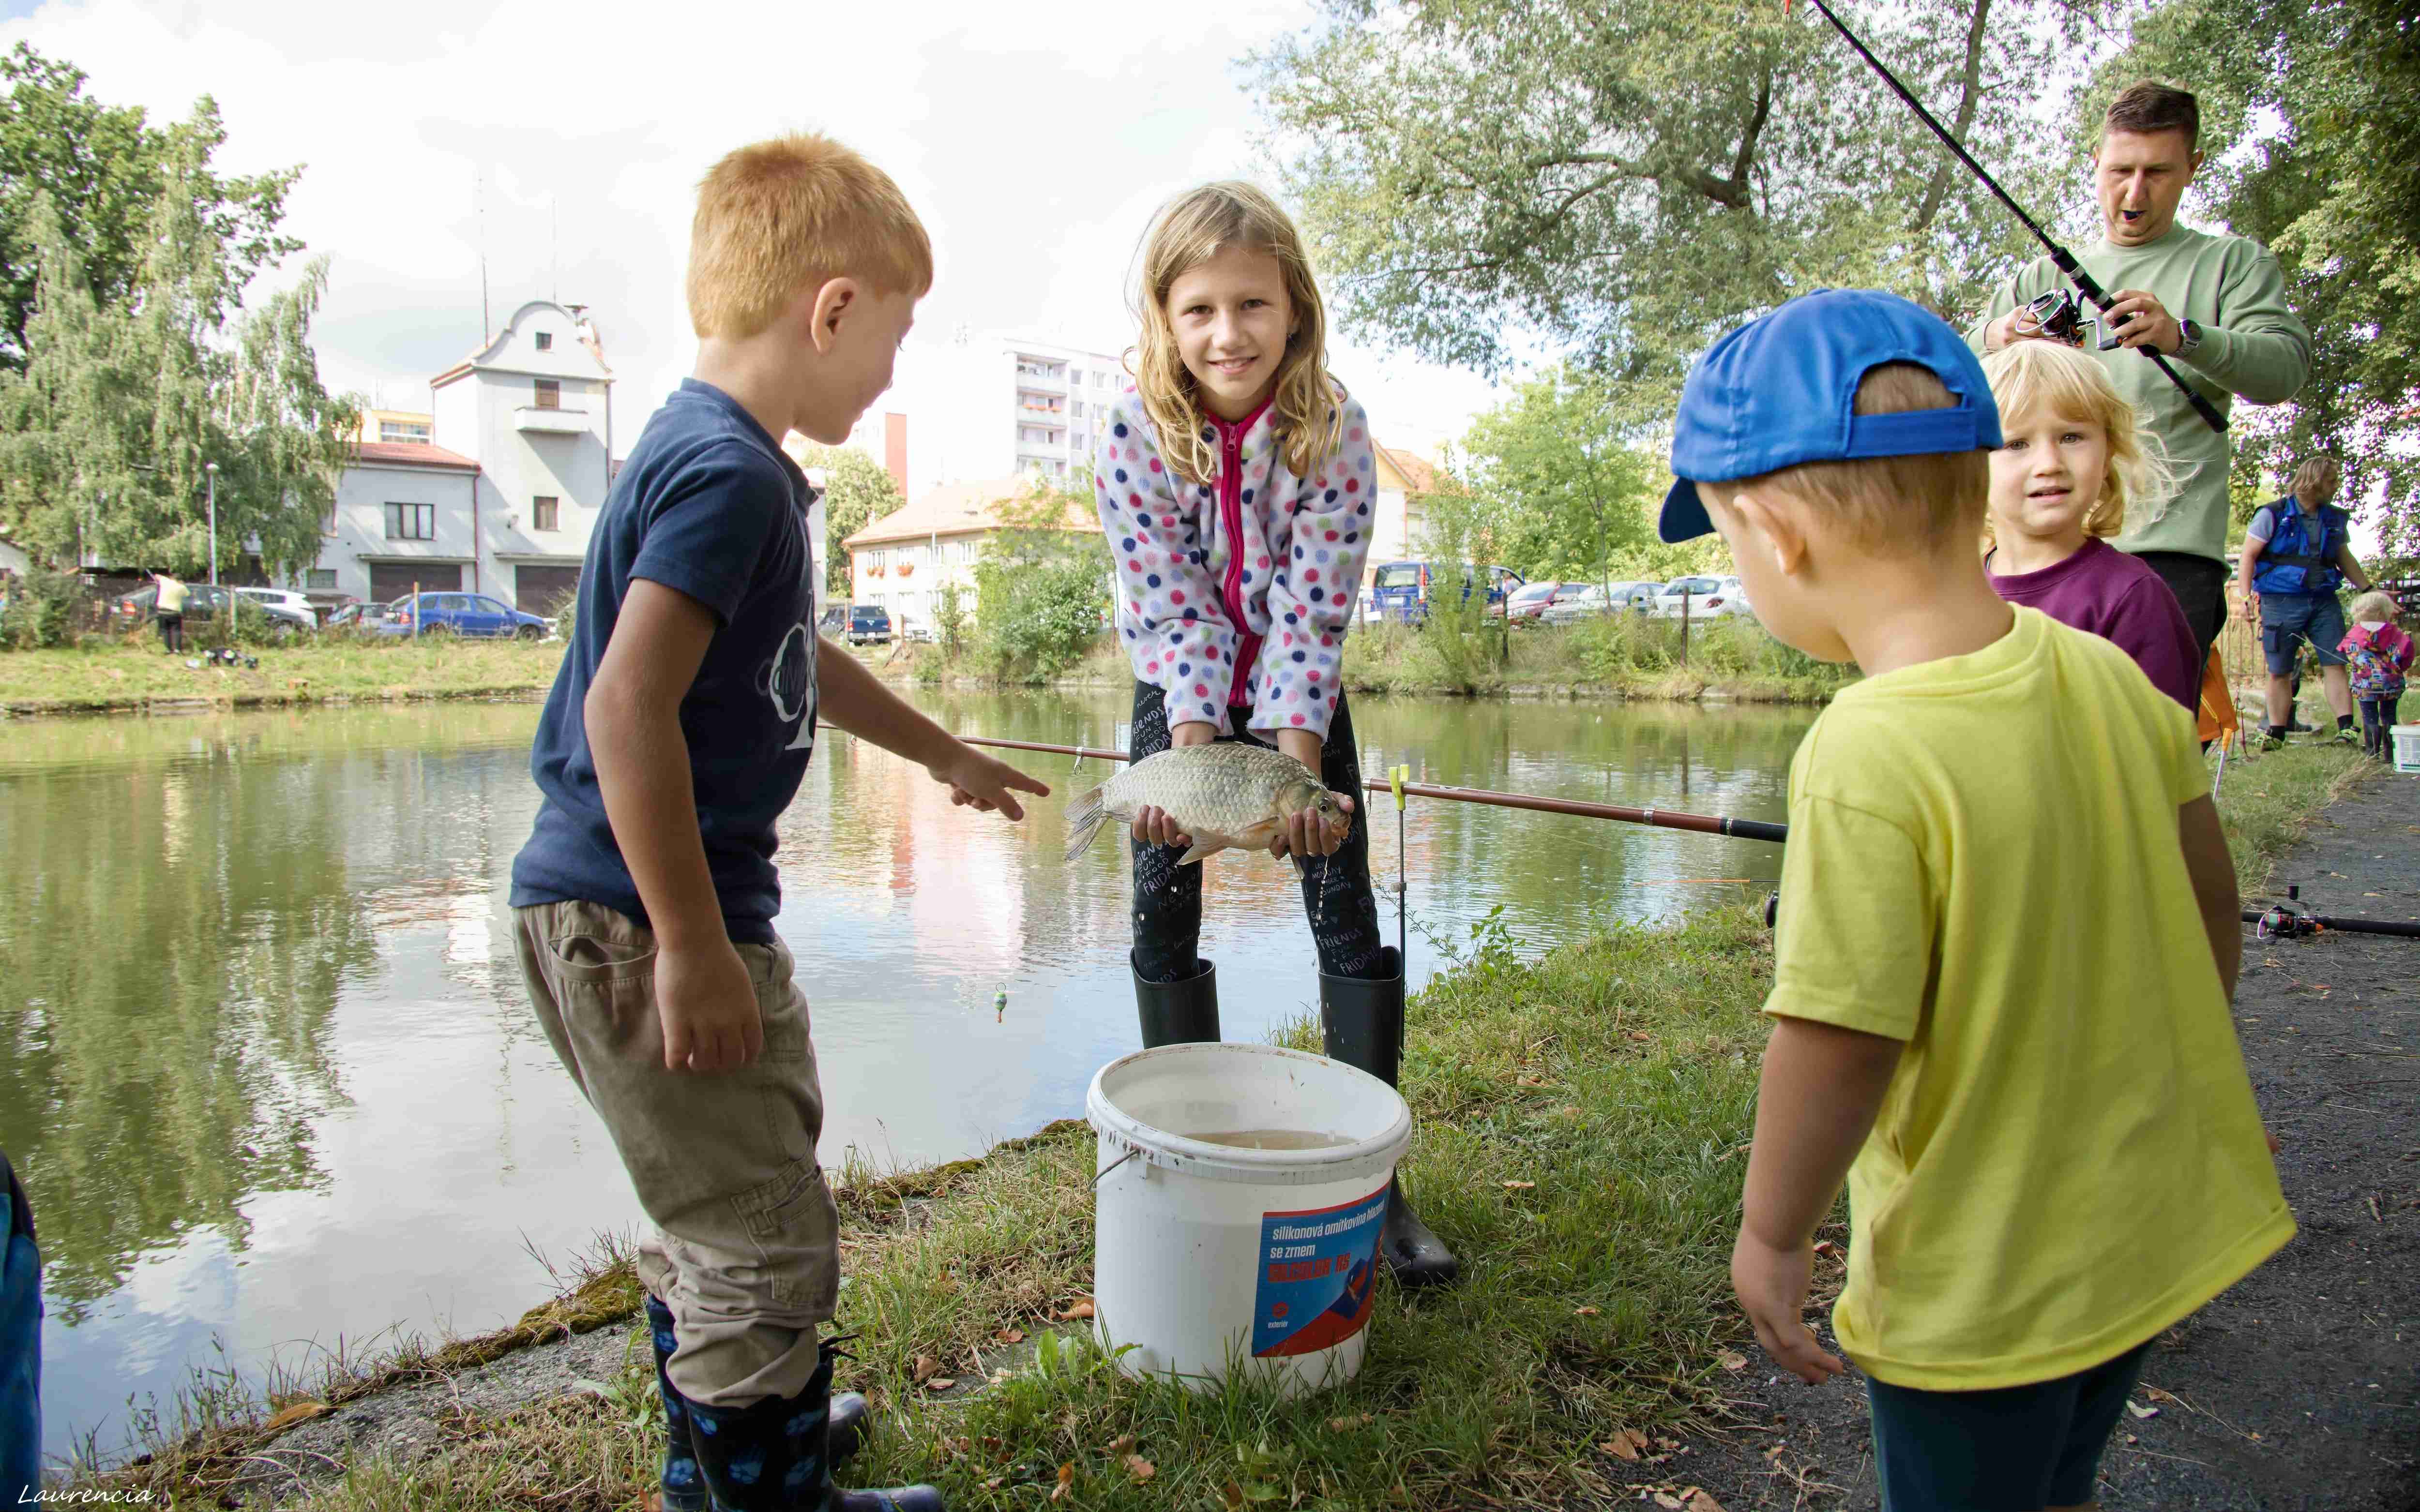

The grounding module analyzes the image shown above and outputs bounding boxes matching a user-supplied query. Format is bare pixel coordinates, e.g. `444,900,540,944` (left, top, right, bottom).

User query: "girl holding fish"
1087,181,1458,1286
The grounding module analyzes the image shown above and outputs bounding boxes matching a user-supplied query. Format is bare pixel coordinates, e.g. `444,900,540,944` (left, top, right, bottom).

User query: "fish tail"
1063,781,1111,861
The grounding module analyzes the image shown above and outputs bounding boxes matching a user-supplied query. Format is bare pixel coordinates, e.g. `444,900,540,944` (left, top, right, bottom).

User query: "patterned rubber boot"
682,1337,942,1512
1319,947,1461,1288
647,1299,876,1512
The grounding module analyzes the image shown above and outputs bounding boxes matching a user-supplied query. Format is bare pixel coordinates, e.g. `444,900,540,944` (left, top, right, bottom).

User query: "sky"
0,0,1509,466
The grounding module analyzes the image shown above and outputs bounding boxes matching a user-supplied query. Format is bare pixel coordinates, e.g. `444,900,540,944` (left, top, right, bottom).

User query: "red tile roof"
351,440,480,471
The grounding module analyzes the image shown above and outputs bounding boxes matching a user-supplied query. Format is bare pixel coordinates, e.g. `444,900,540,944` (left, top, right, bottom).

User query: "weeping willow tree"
0,132,355,577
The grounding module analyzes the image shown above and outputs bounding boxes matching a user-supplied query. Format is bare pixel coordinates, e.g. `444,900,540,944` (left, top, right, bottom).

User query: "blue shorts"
1865,1342,2150,1512
2259,592,2347,675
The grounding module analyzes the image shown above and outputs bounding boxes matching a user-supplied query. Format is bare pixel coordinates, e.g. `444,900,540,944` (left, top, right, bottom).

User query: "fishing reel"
2020,290,2124,352
2254,885,2317,941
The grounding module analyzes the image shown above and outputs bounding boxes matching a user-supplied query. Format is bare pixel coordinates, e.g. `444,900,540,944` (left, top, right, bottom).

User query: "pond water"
0,689,1811,1468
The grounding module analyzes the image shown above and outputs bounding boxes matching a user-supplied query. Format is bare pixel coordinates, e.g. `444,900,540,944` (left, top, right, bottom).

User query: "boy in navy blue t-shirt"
509,135,1044,1512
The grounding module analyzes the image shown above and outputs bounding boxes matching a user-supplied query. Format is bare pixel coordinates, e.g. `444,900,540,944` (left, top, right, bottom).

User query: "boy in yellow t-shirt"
1660,291,2291,1512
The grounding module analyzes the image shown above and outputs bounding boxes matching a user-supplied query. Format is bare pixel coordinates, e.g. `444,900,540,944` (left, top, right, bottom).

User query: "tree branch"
1913,0,1993,232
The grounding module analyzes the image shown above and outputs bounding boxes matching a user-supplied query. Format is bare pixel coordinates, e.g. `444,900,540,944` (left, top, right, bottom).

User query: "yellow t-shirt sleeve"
1765,795,1929,1042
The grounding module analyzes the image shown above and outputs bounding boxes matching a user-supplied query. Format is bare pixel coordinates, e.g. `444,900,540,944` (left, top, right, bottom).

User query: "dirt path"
1604,771,2420,1512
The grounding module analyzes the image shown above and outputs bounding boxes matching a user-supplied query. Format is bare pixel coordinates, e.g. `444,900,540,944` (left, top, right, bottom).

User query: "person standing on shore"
1970,80,2311,669
508,133,1045,1512
2236,456,2390,748
153,571,190,654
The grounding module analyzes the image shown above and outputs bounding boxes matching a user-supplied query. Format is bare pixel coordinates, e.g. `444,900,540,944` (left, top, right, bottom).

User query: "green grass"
2209,731,2378,896
0,634,564,714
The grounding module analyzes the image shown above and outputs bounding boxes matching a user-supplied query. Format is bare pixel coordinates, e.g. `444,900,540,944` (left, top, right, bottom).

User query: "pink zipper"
1214,398,1272,706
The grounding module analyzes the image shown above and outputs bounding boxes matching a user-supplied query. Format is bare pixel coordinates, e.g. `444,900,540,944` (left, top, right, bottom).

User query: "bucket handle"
1091,1151,1139,1187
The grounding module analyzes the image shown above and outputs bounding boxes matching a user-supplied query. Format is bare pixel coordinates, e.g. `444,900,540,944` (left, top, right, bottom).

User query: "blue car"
1367,561,1524,625
379,591,552,640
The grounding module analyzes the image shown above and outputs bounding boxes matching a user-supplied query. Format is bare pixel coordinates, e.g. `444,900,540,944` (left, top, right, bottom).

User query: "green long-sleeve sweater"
1966,223,2311,564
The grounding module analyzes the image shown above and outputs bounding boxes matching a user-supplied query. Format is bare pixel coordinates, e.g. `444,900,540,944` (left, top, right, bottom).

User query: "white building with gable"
310,299,614,612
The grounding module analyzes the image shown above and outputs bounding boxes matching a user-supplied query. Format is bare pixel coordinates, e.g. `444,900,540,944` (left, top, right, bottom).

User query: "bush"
0,569,85,650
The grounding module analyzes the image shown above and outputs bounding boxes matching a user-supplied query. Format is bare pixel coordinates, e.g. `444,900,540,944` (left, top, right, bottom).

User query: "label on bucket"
1251,1183,1389,1358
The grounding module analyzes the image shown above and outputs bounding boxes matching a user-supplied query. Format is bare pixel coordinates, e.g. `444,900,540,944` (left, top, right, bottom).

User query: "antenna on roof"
476,168,491,344
551,194,559,306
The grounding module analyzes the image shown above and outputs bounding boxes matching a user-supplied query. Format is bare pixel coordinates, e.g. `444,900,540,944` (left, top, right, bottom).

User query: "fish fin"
1176,836,1229,866
1062,781,1112,862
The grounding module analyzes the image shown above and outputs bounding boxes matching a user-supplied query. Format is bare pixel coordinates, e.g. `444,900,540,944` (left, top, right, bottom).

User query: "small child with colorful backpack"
2338,591,2413,760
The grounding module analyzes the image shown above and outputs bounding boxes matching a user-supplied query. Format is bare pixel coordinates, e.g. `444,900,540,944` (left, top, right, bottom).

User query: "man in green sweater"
1968,80,2311,666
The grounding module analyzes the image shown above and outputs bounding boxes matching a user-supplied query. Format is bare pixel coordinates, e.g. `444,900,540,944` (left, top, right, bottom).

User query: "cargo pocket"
731,1157,840,1312
549,932,658,986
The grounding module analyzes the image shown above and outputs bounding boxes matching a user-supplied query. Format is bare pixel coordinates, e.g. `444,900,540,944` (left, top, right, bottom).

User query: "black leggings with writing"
1127,679,1388,984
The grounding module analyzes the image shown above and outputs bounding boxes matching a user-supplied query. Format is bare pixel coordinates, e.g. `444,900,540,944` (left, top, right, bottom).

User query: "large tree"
0,43,299,373
1253,0,2104,421
2094,0,2420,555
0,133,355,578
793,444,906,598
1458,366,1657,585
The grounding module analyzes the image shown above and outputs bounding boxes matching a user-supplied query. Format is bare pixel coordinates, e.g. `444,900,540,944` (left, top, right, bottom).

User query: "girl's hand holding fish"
1132,804,1195,850
1270,789,1353,860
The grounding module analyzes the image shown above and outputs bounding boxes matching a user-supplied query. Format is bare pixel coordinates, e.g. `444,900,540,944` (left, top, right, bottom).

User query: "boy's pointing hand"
931,743,1051,821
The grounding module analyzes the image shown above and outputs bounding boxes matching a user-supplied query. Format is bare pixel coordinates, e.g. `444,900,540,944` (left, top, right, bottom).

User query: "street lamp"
204,462,219,586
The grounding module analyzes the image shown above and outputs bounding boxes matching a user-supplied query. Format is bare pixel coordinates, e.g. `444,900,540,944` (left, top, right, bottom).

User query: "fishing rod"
959,735,1790,843
1795,0,2228,434
2248,888,2420,941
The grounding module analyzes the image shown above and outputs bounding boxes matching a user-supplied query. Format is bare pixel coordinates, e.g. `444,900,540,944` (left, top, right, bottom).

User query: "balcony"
1013,365,1067,391
514,405,590,435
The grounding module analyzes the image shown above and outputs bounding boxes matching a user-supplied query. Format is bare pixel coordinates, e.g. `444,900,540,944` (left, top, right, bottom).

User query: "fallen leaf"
994,1327,1026,1345
1560,1105,1584,1117
923,1377,957,1392
1105,1433,1137,1453
2124,1401,2159,1419
1051,1462,1074,1502
1574,1306,1601,1317
1502,1180,1536,1190
910,1354,940,1384
264,1401,331,1432
1223,1481,1246,1510
1602,1426,1648,1461
1654,1494,1686,1510
1628,1031,1654,1042
1516,1074,1547,1087
1687,1492,1727,1512
1125,1454,1156,1483
1716,1349,1749,1371
983,1477,1003,1490
1328,1412,1375,1431
1056,1298,1097,1321
1812,1240,1840,1258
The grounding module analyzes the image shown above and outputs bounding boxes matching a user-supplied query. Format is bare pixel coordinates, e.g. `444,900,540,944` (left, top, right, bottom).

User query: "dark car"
847,605,892,645
1502,581,1595,625
113,582,236,627
378,591,552,640
1369,561,1524,625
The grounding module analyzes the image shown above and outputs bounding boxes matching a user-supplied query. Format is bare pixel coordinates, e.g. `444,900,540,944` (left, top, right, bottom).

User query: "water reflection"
0,692,1808,1467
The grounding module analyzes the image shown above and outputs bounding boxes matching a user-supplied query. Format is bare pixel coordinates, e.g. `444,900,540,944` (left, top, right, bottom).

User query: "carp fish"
1063,742,1349,865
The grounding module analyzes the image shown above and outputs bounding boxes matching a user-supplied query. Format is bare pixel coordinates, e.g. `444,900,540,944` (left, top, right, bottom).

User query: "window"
1095,370,1113,388
385,502,435,540
378,419,431,444
535,331,554,351
533,495,560,531
305,569,337,591
533,378,561,410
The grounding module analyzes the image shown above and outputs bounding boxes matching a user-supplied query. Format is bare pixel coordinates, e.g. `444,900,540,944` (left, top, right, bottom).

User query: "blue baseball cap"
1658,289,2001,543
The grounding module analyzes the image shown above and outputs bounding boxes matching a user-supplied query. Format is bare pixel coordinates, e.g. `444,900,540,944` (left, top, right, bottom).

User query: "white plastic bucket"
1085,1042,1411,1397
2393,724,2420,775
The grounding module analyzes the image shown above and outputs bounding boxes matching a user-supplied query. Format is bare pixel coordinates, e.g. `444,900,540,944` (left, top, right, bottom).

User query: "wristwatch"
2174,318,2204,357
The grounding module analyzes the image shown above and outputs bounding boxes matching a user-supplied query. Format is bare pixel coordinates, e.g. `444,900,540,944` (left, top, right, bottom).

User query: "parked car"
818,604,848,637
846,604,892,645
112,582,235,627
326,599,393,630
1504,581,1599,625
231,586,318,636
1368,561,1525,625
378,591,552,639
1541,580,1659,625
1651,575,1745,619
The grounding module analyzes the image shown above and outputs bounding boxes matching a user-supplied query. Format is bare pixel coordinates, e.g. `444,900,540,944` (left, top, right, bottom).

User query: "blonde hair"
1709,363,1988,555
1982,341,2181,539
2291,455,2341,500
687,134,933,341
2351,590,2399,624
1130,182,1341,486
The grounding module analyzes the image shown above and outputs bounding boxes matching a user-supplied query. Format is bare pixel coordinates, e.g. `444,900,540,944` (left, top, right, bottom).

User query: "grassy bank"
0,636,565,715
60,738,2373,1508
875,613,1855,704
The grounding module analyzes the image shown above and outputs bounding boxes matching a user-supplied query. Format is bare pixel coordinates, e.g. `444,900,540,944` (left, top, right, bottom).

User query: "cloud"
3,0,1504,464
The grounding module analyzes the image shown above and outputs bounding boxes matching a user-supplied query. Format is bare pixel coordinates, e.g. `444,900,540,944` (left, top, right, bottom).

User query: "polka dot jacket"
1095,387,1377,739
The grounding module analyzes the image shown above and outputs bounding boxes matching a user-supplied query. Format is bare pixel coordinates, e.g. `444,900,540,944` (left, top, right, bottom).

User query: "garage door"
369,563,463,604
516,565,581,615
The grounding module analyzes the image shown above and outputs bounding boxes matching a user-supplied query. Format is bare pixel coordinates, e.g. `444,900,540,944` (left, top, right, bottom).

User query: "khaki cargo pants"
513,899,840,1407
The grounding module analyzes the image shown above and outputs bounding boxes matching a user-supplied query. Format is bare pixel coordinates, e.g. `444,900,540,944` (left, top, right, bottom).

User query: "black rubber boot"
1319,947,1461,1288
645,1294,868,1503
681,1336,940,1512
1133,953,1219,1048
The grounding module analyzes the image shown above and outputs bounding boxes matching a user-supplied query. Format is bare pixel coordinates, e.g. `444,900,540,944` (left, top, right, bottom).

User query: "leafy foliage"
0,43,299,373
973,474,1111,679
793,444,904,599
1457,366,1659,584
2095,0,2420,553
0,110,353,578
1254,0,2102,417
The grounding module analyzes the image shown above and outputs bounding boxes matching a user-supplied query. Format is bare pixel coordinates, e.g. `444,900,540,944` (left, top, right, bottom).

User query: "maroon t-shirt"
1987,539,2200,711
